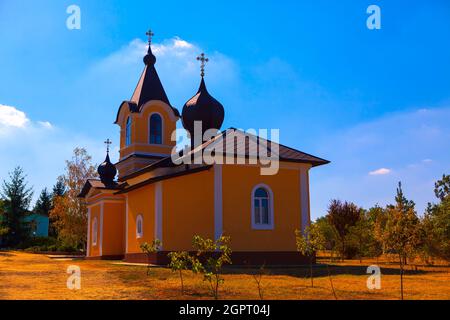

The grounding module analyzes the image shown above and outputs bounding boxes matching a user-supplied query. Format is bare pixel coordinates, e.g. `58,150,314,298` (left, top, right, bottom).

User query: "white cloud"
84,37,239,109
369,168,391,176
0,104,30,128
0,104,101,205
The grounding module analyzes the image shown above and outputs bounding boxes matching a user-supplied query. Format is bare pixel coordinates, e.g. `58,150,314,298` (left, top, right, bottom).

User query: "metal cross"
197,53,209,77
104,138,112,153
146,29,155,44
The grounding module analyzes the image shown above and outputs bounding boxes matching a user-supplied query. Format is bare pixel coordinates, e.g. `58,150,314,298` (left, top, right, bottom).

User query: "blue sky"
0,0,449,218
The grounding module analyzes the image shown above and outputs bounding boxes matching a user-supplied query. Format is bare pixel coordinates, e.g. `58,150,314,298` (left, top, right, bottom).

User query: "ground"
1,251,449,300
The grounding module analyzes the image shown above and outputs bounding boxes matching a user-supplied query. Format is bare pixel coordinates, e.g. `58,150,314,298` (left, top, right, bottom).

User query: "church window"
125,117,132,146
252,185,274,230
92,217,98,246
149,113,163,144
136,215,143,239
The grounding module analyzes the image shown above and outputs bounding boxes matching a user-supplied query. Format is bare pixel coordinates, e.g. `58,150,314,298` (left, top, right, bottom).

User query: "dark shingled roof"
119,128,330,182
114,45,180,124
78,179,125,198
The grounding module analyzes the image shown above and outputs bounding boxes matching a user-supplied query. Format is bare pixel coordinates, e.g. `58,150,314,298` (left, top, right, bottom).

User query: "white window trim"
251,184,274,230
148,112,164,145
92,217,98,246
136,214,144,239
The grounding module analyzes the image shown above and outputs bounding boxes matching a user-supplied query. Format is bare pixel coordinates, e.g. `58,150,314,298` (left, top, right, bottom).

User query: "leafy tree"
295,224,326,287
0,167,33,246
327,200,360,259
421,174,450,262
190,235,232,300
167,251,191,294
49,148,97,250
382,182,421,300
33,188,52,217
347,209,381,262
48,176,66,237
140,239,162,275
315,217,337,259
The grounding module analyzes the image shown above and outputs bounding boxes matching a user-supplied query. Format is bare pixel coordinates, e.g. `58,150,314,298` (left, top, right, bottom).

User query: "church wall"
222,164,306,252
126,184,156,254
161,169,215,251
102,201,126,257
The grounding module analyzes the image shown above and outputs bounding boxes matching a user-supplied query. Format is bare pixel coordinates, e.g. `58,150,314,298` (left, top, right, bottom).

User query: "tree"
315,217,337,258
434,174,450,201
0,167,33,246
421,175,450,262
382,182,421,300
33,188,52,217
190,235,232,300
48,176,67,238
52,176,66,198
295,224,326,287
49,148,97,250
168,251,191,294
140,239,162,275
327,200,360,259
347,209,381,262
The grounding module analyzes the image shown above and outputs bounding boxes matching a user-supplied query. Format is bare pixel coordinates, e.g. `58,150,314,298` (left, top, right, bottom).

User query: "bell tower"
114,29,180,180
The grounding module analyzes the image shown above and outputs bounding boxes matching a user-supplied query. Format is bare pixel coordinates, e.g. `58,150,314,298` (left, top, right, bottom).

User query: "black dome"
182,78,224,145
98,153,117,186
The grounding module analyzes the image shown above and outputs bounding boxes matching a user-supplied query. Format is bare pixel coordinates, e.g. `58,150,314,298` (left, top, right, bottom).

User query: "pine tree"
0,167,33,246
382,181,421,300
33,188,52,217
52,176,66,198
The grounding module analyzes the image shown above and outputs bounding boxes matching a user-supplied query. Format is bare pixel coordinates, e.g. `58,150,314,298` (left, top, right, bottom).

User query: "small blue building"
24,214,49,237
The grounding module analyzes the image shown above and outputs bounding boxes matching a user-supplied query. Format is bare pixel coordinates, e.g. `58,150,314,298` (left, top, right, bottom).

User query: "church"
79,30,329,265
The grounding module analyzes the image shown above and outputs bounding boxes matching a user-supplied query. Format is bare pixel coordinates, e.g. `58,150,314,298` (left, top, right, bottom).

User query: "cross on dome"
197,53,209,77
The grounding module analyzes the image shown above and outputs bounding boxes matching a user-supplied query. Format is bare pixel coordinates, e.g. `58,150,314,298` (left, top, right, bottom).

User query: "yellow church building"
79,31,329,265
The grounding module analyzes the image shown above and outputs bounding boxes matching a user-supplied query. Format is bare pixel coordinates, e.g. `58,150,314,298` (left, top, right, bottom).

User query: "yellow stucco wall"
222,164,306,252
117,101,178,160
102,202,125,256
162,169,215,251
126,184,156,254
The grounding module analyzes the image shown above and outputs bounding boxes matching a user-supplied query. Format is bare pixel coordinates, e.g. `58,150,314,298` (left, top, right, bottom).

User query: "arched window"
251,185,274,230
136,215,143,239
125,116,132,146
92,217,98,246
149,113,163,144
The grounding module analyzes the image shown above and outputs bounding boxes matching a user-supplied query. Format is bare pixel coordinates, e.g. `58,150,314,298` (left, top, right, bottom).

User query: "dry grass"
1,251,449,300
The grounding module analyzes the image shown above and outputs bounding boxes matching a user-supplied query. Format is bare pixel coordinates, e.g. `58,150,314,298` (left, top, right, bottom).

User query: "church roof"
114,38,180,124
78,179,125,198
119,128,330,182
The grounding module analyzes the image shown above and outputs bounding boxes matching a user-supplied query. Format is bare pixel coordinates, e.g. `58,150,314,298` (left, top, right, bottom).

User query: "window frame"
148,113,163,145
136,214,144,239
125,116,132,147
92,217,98,246
251,184,274,230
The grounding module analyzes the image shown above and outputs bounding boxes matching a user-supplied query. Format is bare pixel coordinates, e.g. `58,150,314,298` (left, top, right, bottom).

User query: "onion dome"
182,53,225,146
98,139,117,186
